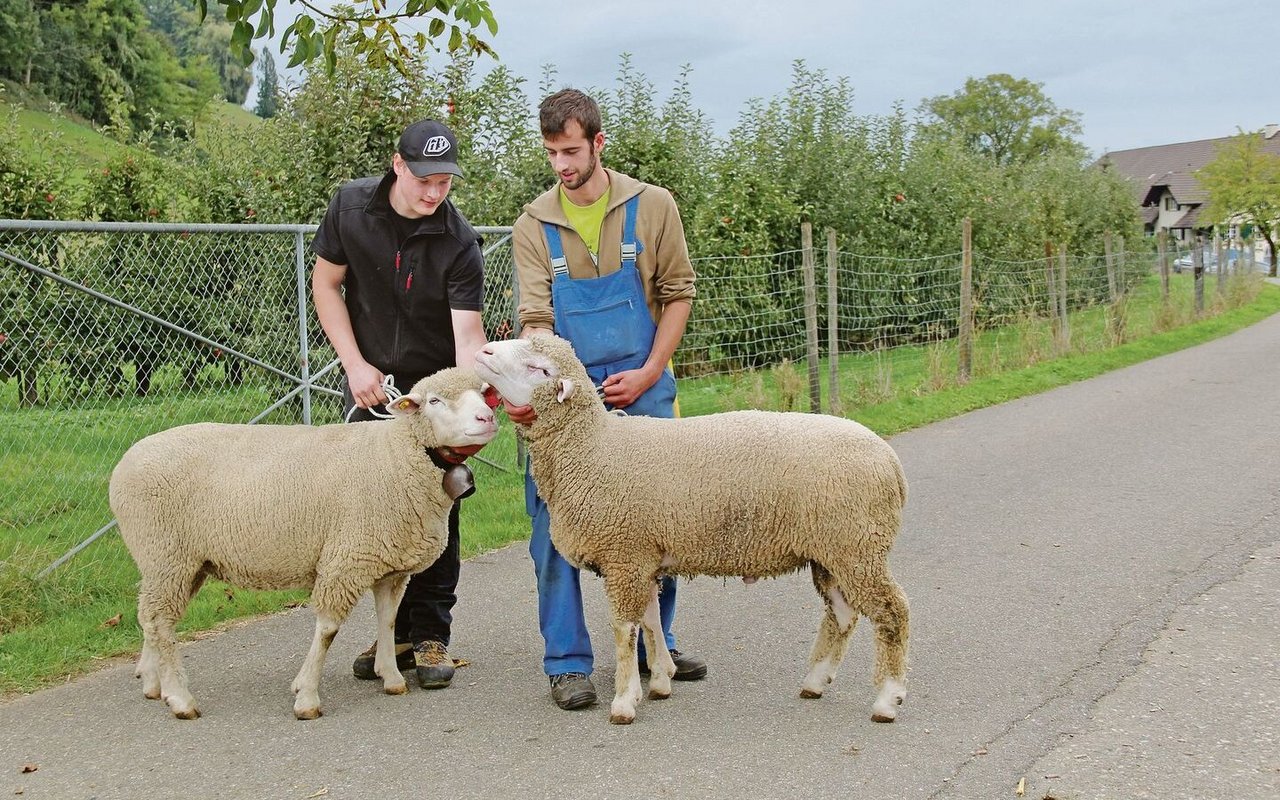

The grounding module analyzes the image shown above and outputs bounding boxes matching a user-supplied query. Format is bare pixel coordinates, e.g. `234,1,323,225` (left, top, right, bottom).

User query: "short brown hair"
539,89,602,141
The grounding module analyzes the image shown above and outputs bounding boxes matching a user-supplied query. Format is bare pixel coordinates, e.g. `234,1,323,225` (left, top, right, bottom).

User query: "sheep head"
474,336,601,416
386,367,500,458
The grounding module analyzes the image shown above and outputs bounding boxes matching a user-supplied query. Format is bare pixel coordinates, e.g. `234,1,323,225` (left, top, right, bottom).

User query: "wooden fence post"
1193,234,1205,314
1104,230,1117,301
826,228,839,411
1117,235,1126,285
1104,231,1121,343
958,217,973,383
801,222,821,413
1213,231,1224,291
1157,230,1170,302
1057,245,1070,352
1045,241,1060,341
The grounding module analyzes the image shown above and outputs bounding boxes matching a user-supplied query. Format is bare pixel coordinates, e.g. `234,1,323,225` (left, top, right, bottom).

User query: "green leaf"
428,17,445,38
224,1,243,23
230,20,252,53
448,25,462,52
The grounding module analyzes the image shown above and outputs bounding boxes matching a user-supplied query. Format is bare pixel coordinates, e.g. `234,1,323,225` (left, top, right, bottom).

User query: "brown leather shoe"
414,640,455,689
352,641,415,680
640,649,708,681
549,672,597,710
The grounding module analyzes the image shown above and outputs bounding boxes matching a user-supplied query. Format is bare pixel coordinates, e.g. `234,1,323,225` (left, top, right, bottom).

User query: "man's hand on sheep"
600,366,658,410
346,359,389,408
501,399,537,426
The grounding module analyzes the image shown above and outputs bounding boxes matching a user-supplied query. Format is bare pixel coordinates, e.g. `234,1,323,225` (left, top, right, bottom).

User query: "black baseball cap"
398,119,463,178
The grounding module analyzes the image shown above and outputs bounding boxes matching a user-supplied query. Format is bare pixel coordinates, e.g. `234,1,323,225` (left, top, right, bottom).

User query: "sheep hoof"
143,687,161,700
384,682,409,696
168,702,200,720
647,687,671,700
799,688,823,699
871,678,906,722
609,698,636,724
294,706,323,720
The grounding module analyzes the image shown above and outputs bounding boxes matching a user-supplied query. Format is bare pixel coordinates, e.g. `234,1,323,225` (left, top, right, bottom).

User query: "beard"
560,144,598,190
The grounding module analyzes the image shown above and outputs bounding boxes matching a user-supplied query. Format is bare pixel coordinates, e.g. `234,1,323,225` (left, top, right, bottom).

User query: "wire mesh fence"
0,219,1263,597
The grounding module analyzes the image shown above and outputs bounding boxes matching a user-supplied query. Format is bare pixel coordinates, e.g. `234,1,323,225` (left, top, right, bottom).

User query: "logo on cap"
422,135,452,158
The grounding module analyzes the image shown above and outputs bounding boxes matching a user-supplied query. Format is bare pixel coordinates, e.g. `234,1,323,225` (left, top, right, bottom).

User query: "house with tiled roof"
1097,125,1280,242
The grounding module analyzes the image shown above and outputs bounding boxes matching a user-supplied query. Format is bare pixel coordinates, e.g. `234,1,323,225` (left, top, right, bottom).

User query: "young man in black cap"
311,118,487,689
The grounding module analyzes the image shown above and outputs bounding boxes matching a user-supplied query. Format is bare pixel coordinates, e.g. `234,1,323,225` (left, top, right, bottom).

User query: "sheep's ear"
387,394,422,417
556,378,576,403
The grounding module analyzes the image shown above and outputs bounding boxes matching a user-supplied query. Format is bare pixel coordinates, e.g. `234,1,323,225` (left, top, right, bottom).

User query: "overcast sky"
469,0,1275,157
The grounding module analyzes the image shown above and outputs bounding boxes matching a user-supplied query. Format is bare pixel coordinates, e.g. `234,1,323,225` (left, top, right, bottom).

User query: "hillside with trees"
0,0,250,137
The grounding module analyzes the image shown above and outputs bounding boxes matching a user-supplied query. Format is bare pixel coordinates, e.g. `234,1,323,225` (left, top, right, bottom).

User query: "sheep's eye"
539,368,551,377
428,397,442,405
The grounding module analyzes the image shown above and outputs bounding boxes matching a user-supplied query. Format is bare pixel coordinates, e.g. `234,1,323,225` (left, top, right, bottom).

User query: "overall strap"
620,194,639,266
542,221,569,276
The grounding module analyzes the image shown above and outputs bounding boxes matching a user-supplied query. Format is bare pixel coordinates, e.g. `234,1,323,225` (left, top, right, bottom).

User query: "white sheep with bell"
475,335,910,725
108,367,498,720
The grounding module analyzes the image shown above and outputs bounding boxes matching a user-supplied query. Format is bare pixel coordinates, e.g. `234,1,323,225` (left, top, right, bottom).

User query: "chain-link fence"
0,220,514,585
0,219,1256,592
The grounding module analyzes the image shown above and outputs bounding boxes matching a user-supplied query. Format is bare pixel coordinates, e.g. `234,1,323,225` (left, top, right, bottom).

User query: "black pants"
344,381,460,646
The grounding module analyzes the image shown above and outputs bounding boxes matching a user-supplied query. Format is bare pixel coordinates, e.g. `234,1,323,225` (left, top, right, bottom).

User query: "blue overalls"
526,194,680,677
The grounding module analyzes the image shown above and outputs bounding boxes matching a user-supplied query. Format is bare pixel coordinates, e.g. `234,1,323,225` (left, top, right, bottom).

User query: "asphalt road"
4,311,1279,800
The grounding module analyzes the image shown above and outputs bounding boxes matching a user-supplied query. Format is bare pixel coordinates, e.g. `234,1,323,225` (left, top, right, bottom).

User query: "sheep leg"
800,563,859,700
370,574,410,695
641,582,676,700
608,615,643,724
137,571,201,719
864,571,910,723
291,577,359,720
604,572,652,724
135,638,160,700
290,609,344,719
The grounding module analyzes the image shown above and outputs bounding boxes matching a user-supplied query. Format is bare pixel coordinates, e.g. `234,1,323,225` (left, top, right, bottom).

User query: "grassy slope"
5,99,260,184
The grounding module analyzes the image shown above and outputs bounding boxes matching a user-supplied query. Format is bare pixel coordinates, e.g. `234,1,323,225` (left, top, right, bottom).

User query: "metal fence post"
295,230,312,425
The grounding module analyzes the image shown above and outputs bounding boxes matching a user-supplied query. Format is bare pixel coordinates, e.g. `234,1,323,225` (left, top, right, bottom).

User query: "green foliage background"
3,44,1146,407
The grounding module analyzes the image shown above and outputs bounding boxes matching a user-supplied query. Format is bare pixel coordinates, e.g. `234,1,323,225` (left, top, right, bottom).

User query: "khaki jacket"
513,169,696,332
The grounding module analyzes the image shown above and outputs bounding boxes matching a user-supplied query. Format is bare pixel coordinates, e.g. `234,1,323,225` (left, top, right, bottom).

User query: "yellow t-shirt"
559,185,610,258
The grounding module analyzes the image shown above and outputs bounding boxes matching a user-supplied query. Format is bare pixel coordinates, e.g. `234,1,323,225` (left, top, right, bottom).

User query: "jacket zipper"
393,250,403,370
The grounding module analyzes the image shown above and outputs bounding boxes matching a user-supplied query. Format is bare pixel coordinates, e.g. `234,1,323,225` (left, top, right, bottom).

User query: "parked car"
1172,247,1271,274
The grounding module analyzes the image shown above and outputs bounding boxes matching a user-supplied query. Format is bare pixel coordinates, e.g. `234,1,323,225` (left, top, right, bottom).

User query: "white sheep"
108,368,498,720
476,336,910,725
